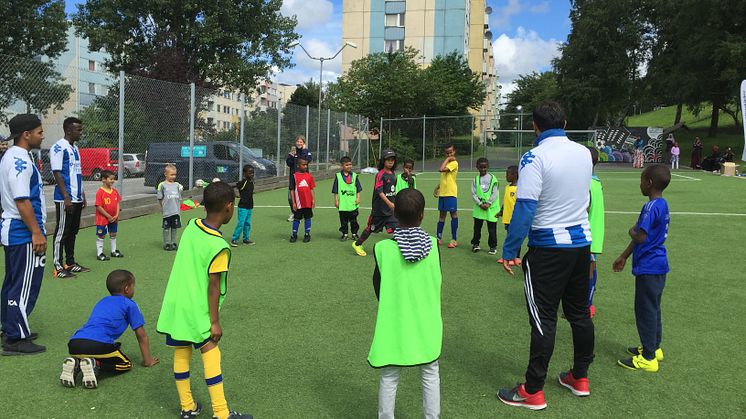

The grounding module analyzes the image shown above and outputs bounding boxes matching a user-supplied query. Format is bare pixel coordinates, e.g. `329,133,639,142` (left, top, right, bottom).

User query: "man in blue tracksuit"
497,102,595,410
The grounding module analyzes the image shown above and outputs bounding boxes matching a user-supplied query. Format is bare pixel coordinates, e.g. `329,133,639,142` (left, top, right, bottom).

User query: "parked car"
29,148,55,185
144,141,277,187
122,153,145,178
78,147,119,180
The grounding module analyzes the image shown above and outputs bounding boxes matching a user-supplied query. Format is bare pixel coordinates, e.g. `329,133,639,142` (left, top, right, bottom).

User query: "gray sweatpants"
378,360,440,419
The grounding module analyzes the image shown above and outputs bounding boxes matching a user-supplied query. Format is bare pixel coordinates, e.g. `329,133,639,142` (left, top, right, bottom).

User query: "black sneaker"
303,234,311,243
97,253,110,261
60,357,78,387
2,339,46,356
488,248,497,255
1,332,38,344
110,250,124,258
472,244,480,253
217,411,254,419
55,269,76,279
66,263,91,273
242,240,255,245
180,401,202,418
230,240,239,247
351,234,359,241
164,244,172,251
79,357,99,389
340,234,348,241
172,243,178,250
289,235,298,243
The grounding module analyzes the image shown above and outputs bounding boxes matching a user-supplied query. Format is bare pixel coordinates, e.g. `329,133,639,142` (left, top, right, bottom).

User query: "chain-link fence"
0,53,368,204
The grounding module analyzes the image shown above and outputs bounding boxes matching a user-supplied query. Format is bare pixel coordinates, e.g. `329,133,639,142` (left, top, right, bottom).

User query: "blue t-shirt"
70,295,145,344
632,198,670,276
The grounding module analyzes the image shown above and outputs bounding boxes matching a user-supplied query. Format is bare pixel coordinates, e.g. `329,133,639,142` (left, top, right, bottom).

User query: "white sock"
110,237,117,252
96,237,104,255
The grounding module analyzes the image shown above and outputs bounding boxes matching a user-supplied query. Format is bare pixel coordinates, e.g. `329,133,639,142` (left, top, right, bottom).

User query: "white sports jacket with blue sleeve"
502,129,593,260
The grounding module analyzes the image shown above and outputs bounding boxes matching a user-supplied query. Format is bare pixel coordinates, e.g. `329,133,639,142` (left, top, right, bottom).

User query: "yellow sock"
202,346,229,419
173,346,196,412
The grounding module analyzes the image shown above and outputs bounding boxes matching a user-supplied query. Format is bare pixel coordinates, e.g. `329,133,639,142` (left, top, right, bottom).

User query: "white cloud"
281,0,334,30
275,37,346,86
528,1,550,13
492,27,560,104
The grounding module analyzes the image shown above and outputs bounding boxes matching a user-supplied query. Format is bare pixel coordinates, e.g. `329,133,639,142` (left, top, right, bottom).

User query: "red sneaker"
497,383,547,410
558,370,590,396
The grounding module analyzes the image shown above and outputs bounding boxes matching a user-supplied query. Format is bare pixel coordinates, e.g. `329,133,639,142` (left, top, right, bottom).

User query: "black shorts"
367,214,398,233
293,208,313,220
68,338,133,373
162,214,182,229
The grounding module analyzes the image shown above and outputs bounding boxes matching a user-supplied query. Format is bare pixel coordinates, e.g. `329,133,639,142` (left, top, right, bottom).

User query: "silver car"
122,153,145,177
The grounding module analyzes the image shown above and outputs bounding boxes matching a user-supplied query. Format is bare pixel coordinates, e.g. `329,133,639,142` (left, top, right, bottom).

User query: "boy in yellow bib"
157,182,252,419
368,188,442,419
470,157,500,254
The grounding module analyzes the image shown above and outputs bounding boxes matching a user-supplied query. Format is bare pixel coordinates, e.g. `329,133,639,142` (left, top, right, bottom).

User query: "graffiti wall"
593,126,664,163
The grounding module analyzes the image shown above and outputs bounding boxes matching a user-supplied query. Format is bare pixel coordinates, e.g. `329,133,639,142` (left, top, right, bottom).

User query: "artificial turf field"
1,167,744,418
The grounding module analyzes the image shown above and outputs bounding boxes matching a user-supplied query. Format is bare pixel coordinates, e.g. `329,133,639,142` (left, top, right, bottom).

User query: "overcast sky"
66,0,571,103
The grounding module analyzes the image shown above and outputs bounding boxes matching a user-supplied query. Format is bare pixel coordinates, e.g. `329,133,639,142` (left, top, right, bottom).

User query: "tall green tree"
422,52,486,116
0,0,70,123
504,71,559,115
73,0,299,93
288,80,321,108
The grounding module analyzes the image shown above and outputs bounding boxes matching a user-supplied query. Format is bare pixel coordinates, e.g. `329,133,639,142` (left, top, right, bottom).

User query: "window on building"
88,60,96,71
385,40,404,53
224,106,230,114
385,13,405,27
223,91,231,99
88,83,96,94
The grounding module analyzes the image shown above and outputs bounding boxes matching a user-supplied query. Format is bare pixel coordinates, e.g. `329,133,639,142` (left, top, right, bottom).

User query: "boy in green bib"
470,157,500,254
587,148,605,318
395,159,417,193
332,156,362,241
368,188,442,419
156,182,252,419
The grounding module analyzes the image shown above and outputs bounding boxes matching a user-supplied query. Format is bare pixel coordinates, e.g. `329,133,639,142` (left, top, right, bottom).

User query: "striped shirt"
51,138,83,202
0,146,46,246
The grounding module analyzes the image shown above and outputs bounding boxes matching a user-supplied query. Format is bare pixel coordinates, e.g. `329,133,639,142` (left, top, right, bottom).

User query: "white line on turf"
670,173,702,181
254,205,746,217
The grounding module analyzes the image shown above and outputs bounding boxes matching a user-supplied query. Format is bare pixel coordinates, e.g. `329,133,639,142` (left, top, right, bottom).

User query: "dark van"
144,141,277,187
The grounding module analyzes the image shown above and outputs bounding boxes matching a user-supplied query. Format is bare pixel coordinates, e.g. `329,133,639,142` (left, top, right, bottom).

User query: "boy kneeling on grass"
60,269,158,389
368,188,443,419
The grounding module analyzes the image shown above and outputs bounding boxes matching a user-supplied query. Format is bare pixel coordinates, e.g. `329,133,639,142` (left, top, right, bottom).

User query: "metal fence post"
239,93,245,173
379,117,383,158
343,111,348,160
470,115,475,169
189,83,195,188
305,105,310,164
422,115,426,173
277,101,282,176
117,70,125,194
326,108,331,167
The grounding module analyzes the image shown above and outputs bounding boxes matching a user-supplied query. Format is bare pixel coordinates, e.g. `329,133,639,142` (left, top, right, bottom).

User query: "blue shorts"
438,196,458,212
165,334,211,349
96,222,118,237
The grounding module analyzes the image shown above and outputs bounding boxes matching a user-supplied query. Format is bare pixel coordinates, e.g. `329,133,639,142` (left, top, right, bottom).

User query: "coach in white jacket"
497,102,595,410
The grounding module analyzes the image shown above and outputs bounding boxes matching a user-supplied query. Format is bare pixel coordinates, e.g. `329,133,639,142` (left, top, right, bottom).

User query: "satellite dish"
485,30,493,39
485,6,492,14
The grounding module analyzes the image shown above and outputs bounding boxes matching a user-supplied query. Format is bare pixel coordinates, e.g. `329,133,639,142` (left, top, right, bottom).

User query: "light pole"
516,105,523,157
290,41,358,170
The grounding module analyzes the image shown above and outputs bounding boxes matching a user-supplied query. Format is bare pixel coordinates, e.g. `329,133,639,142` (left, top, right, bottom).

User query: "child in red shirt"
95,171,123,260
289,157,316,243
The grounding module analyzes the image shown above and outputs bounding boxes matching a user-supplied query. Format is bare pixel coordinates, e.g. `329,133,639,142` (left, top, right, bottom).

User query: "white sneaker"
287,214,295,222
60,357,78,388
79,357,98,389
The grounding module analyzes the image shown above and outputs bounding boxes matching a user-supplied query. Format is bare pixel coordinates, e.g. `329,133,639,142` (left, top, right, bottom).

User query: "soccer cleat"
351,241,367,256
558,370,590,396
618,354,659,372
218,411,254,419
79,357,99,388
97,253,110,261
287,213,295,222
60,357,78,388
110,250,124,258
303,234,311,243
164,244,172,251
243,240,255,245
448,240,458,248
488,248,497,255
172,243,178,250
230,240,239,247
497,383,547,410
289,235,298,243
66,263,91,273
589,305,596,318
351,234,359,241
627,346,664,362
180,401,202,418
472,244,480,253
54,269,76,279
340,234,348,241
1,339,46,356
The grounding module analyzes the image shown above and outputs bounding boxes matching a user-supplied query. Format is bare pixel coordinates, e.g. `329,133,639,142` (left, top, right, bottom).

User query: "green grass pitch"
1,168,744,418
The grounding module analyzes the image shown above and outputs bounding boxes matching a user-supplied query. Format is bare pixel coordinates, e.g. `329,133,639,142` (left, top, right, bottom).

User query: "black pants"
521,246,594,393
635,274,666,360
53,202,83,270
68,339,133,373
471,218,497,249
339,210,360,234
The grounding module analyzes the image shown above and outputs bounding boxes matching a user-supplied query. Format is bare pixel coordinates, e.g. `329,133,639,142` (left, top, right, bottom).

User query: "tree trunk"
674,101,683,125
720,100,742,131
708,98,720,137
